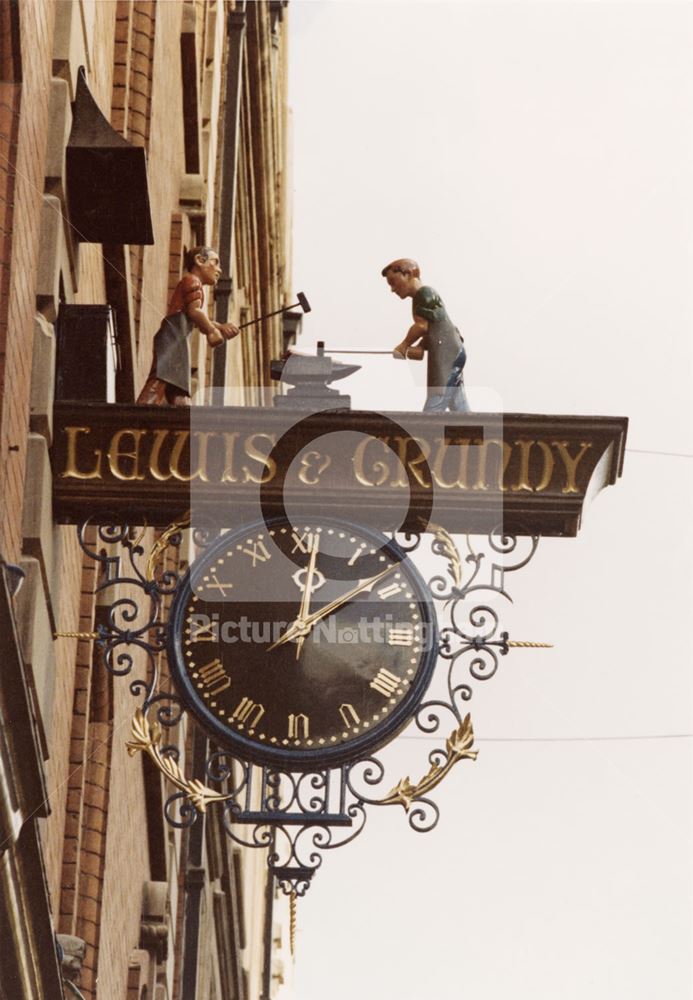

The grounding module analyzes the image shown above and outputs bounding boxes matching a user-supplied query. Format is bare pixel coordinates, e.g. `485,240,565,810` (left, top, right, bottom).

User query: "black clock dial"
167,518,438,769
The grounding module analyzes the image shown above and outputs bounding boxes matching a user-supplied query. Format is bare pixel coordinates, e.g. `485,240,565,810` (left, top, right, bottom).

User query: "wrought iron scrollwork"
67,516,541,895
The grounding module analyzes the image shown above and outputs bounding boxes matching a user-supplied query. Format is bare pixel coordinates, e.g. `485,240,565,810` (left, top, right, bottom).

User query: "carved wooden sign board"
51,402,628,536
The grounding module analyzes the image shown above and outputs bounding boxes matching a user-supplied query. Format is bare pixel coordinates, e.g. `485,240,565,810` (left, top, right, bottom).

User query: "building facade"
0,1,295,997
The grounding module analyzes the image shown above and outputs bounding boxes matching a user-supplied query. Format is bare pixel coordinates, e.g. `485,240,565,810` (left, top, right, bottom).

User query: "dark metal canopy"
66,67,154,245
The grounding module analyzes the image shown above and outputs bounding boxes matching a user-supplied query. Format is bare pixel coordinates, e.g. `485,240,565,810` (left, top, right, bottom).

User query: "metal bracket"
62,518,543,894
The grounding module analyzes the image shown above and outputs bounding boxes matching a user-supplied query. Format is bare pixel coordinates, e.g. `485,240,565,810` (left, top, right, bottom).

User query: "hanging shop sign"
51,402,627,536
58,393,628,895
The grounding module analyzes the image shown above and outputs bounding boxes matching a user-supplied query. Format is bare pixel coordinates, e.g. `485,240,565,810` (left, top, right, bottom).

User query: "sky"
286,3,693,999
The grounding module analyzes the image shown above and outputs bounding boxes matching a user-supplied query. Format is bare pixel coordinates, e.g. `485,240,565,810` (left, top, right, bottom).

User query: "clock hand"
267,617,311,652
268,562,396,651
301,562,395,628
295,533,319,660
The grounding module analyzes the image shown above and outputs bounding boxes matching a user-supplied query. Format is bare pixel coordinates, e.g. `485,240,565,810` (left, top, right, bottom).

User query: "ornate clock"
167,517,438,770
65,409,552,899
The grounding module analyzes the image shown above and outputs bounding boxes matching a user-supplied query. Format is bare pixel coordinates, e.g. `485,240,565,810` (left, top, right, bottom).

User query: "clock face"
167,517,438,769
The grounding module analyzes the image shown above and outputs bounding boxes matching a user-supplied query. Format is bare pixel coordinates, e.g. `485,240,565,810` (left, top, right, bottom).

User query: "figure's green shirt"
412,285,463,394
412,285,446,323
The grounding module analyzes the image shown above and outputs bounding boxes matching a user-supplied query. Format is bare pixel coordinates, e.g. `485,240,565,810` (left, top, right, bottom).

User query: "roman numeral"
190,618,216,642
387,625,414,646
198,658,230,696
347,545,365,566
241,539,271,566
204,570,233,597
232,697,265,727
370,668,401,697
291,530,316,554
339,703,360,727
288,713,309,739
378,581,404,600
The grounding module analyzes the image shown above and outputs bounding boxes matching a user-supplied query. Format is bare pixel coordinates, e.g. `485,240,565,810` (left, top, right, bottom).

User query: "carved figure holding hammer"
383,258,470,413
137,246,239,406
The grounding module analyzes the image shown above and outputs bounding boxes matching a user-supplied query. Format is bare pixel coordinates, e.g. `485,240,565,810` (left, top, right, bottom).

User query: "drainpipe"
180,726,209,996
212,3,247,391
259,857,275,1000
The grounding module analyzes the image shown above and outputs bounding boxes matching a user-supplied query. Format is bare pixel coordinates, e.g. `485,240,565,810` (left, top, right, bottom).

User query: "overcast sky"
286,3,693,998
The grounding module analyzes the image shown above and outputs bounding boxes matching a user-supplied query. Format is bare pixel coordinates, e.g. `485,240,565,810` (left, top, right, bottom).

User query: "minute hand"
301,563,396,630
267,563,396,652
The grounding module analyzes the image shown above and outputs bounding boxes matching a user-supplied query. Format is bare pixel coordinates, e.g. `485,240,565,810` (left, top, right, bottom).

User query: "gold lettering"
288,712,310,739
149,429,172,481
370,668,401,697
190,618,217,642
168,432,190,481
347,544,366,567
221,432,240,483
352,437,391,487
232,697,265,727
107,429,146,481
190,432,213,483
339,703,360,727
511,439,535,493
472,439,512,492
198,657,231,697
169,431,212,483
431,435,471,490
170,432,191,481
242,433,276,484
535,441,554,492
204,570,233,597
298,449,331,485
390,435,431,488
387,626,414,646
552,440,592,494
61,426,103,480
241,540,271,566
149,430,212,482
291,530,315,554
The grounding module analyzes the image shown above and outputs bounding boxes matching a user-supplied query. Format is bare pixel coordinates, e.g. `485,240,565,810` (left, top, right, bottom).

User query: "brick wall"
111,1,157,349
0,0,55,563
0,77,20,442
42,528,86,910
52,535,154,1000
3,1,294,996
57,552,98,940
55,557,115,1000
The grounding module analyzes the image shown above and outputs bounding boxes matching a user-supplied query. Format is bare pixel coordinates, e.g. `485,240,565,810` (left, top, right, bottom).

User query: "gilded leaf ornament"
431,524,463,588
126,708,232,813
376,714,478,812
145,511,191,581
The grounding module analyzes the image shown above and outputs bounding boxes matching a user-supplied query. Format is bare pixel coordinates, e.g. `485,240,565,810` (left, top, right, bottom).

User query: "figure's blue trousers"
423,346,470,413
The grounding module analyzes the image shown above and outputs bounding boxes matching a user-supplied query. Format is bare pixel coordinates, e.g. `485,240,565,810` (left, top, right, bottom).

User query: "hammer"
239,292,311,329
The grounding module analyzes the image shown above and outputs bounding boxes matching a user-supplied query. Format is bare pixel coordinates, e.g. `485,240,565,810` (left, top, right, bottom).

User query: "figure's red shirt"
166,273,204,316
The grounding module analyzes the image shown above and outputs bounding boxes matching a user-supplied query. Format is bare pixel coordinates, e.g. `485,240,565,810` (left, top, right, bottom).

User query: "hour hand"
294,533,319,659
266,534,319,655
268,563,396,652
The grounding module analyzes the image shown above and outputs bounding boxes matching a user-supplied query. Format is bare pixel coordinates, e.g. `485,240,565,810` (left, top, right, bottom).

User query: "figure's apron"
152,311,193,395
